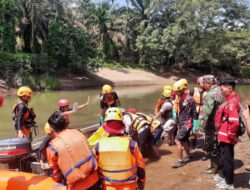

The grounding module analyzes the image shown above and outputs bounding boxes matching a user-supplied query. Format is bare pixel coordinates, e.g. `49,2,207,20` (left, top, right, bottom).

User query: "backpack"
215,101,245,136
237,104,246,136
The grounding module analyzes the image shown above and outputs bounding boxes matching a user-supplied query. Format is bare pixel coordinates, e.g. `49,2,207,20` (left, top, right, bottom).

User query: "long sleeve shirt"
198,85,224,132
216,92,240,144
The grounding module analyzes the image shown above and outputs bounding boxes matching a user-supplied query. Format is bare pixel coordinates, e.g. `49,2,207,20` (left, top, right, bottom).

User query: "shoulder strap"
129,140,136,155
165,99,173,105
189,88,195,97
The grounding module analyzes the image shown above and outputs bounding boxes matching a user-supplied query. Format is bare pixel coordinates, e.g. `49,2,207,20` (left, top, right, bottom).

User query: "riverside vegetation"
0,0,250,90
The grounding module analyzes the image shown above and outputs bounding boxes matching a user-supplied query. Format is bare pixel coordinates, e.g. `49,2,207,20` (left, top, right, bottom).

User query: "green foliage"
27,74,60,90
0,0,250,88
0,0,16,52
0,52,33,86
240,66,250,78
40,74,60,90
0,52,59,87
46,20,95,72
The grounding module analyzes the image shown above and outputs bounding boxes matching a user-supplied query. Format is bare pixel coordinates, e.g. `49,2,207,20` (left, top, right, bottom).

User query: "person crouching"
46,111,100,190
94,107,146,190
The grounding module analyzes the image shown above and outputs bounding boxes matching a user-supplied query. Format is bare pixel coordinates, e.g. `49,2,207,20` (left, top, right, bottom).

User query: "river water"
0,85,249,139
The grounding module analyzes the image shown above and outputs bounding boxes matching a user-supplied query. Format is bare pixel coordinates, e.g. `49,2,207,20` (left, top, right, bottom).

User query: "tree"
0,0,16,52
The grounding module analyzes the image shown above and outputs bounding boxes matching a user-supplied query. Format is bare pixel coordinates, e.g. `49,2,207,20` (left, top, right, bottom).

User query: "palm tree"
16,0,65,53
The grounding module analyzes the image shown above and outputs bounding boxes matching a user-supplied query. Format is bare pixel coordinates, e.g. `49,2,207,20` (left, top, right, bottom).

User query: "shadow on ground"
234,172,250,189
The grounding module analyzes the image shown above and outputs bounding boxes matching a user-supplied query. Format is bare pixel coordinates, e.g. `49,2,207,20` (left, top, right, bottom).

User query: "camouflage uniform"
198,84,224,170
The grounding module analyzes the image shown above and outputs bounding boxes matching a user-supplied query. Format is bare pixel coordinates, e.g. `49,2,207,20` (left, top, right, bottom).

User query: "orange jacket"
94,136,145,190
154,97,165,115
46,129,99,190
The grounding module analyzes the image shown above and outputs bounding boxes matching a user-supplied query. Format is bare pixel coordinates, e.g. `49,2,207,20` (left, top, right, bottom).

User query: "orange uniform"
46,129,99,190
12,103,36,138
94,136,145,190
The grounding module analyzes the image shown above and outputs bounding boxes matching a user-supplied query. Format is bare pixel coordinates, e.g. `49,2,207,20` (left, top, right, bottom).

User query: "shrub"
40,74,60,90
240,66,250,78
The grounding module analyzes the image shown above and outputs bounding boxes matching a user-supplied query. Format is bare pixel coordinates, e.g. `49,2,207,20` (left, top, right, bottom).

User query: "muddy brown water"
0,84,250,189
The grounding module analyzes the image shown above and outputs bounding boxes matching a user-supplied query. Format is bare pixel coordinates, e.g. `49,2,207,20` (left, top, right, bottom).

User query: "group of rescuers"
9,75,248,190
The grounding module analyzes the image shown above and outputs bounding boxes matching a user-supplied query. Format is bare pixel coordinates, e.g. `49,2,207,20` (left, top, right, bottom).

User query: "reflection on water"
0,84,249,139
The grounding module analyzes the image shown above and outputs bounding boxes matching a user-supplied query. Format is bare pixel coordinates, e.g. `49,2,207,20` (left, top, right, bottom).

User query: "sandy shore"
58,68,199,90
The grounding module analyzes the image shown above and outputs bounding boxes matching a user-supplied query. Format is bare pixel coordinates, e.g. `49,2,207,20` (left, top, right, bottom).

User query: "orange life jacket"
125,112,148,133
97,136,137,186
192,87,203,114
155,97,165,114
12,103,33,124
50,129,97,185
136,112,161,132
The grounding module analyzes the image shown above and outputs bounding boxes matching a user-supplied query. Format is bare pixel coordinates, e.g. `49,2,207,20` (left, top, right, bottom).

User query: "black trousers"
219,142,235,185
138,126,152,157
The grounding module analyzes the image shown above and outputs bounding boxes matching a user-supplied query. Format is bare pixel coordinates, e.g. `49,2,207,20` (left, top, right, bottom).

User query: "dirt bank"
58,68,200,90
145,134,250,190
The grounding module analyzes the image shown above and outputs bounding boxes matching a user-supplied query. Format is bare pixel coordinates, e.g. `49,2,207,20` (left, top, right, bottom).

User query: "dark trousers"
152,127,163,144
219,142,235,185
138,126,152,157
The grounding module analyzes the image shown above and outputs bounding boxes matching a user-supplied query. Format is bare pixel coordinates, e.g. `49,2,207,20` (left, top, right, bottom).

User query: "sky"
92,0,250,9
92,0,129,6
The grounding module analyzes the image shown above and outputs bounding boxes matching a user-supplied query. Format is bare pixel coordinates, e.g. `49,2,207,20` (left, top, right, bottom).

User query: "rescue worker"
154,89,176,145
188,76,204,148
0,93,4,107
12,86,36,139
123,109,159,158
197,75,224,174
38,123,54,170
56,96,90,126
46,111,100,190
189,76,204,119
39,97,90,169
154,85,172,115
213,78,240,190
100,84,121,124
171,79,198,168
172,79,189,120
128,108,163,145
94,107,146,190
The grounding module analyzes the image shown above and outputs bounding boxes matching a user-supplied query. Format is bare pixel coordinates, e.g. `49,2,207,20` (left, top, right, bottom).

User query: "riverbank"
57,68,176,90
0,67,247,95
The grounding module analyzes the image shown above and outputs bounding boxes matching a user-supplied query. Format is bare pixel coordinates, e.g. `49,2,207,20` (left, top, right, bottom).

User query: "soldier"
197,75,224,174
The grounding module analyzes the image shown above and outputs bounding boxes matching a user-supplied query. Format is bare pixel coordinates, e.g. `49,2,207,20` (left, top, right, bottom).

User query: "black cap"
48,111,66,132
219,78,236,88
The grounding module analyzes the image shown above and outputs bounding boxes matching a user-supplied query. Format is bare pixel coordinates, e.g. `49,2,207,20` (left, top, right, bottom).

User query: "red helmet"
58,99,69,108
0,94,4,107
127,108,137,114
